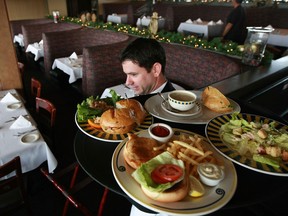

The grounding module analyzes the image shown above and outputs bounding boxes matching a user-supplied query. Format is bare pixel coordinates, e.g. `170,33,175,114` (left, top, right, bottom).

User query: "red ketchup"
151,125,170,137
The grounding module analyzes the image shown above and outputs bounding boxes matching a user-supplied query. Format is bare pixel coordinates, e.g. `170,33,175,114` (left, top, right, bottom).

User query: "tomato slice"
87,118,102,129
151,164,183,184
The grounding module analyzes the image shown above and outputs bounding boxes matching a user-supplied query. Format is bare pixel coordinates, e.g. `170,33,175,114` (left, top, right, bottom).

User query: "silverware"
14,128,38,136
5,114,29,123
122,83,131,90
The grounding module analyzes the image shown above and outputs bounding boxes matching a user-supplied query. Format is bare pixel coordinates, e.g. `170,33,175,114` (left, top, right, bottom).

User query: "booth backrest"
43,28,130,74
10,18,53,37
81,35,241,97
21,22,81,49
82,39,134,97
161,42,242,89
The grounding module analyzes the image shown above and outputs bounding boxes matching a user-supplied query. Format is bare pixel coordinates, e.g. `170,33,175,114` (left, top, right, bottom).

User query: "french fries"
166,133,218,177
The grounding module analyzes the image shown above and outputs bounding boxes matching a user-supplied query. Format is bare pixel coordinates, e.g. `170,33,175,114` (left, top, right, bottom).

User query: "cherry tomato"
151,164,183,184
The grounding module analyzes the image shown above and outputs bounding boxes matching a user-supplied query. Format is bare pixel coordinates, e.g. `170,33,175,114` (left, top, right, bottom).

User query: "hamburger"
100,99,147,134
202,86,233,113
131,151,188,202
123,133,188,202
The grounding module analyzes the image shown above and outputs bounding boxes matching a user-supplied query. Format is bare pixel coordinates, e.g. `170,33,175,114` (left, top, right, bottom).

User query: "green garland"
48,15,273,64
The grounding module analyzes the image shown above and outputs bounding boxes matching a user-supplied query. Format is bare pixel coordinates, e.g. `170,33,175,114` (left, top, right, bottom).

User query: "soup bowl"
168,90,197,111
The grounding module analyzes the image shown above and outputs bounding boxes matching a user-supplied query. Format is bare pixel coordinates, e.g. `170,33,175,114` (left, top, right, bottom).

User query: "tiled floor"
16,46,287,216
16,47,132,216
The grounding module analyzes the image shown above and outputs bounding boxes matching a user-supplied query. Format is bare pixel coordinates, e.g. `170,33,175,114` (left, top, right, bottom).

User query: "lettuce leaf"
131,152,185,193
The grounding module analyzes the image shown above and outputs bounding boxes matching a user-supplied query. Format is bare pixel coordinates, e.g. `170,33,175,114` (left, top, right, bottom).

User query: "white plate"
112,129,237,216
7,103,21,110
145,91,240,124
161,100,202,117
21,133,39,144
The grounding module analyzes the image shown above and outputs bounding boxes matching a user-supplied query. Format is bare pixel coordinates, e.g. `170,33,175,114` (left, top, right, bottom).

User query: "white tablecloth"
267,28,288,48
136,17,165,29
107,14,128,24
0,89,58,179
26,43,44,61
13,34,24,47
52,56,83,83
177,21,223,39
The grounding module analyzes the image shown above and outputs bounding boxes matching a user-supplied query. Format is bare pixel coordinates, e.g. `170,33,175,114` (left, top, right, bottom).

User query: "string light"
47,14,274,63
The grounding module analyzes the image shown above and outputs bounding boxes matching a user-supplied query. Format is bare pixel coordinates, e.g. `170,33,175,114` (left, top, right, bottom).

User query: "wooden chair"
0,156,33,215
31,77,41,98
40,162,108,216
35,97,56,150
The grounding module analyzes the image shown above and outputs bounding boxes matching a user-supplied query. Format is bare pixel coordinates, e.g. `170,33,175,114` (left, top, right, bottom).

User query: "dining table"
13,33,24,47
267,28,288,48
74,93,288,215
107,14,128,24
0,89,58,180
52,56,83,84
25,42,44,61
136,16,165,30
177,20,224,39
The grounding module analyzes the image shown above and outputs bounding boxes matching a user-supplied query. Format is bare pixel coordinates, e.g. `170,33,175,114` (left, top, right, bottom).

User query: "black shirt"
224,5,246,44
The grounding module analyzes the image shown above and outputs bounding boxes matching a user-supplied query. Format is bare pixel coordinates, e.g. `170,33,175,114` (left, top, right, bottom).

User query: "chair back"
35,97,56,127
0,156,32,215
31,77,41,98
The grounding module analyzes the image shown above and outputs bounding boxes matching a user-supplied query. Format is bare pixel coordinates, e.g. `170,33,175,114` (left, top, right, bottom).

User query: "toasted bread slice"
202,86,233,113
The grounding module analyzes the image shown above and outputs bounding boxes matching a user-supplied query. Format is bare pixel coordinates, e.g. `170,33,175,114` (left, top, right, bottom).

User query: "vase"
242,27,274,66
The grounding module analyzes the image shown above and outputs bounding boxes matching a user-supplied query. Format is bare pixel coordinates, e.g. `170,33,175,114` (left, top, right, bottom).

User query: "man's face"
122,60,158,95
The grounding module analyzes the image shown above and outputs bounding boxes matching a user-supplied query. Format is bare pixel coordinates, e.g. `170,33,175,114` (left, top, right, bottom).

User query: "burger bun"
141,178,189,202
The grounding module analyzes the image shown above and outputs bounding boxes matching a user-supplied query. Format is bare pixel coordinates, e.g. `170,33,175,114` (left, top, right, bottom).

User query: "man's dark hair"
120,38,166,74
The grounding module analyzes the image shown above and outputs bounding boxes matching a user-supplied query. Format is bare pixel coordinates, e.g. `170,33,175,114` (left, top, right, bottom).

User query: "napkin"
208,21,216,26
10,115,32,129
0,92,20,104
69,52,78,59
196,18,202,23
266,25,273,29
185,19,193,23
216,20,223,25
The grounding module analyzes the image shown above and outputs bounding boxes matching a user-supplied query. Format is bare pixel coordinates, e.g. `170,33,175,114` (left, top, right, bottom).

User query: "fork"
5,114,29,123
14,128,38,136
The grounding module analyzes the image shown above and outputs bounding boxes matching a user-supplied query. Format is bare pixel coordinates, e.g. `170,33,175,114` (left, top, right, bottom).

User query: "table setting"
13,33,24,47
177,18,224,39
25,39,44,61
107,14,128,24
0,89,57,180
52,52,83,83
74,87,288,215
136,16,165,30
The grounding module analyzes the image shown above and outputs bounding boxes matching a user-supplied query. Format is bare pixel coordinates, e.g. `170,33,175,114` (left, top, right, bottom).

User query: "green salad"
220,112,288,168
76,89,121,123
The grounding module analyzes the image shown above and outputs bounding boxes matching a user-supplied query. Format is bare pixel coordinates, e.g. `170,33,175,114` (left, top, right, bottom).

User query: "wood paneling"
0,0,22,90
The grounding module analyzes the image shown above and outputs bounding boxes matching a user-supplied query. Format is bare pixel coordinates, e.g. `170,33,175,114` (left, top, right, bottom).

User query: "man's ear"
152,62,162,77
